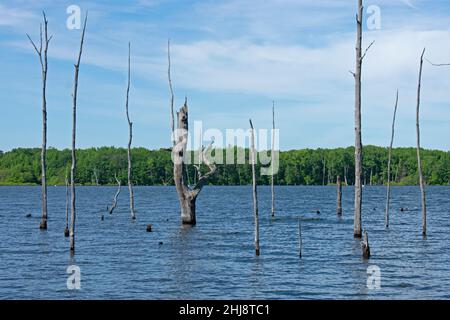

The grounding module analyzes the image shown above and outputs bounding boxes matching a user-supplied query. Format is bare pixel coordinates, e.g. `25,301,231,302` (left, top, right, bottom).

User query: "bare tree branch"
425,58,450,67
361,40,375,61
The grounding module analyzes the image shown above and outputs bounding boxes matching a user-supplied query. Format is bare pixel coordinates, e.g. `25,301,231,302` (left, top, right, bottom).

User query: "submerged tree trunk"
108,174,121,214
337,175,342,215
271,101,275,217
249,119,260,256
416,48,427,236
385,90,399,228
64,170,69,237
125,42,136,220
69,14,87,254
353,0,364,238
172,102,217,225
27,12,51,230
168,42,216,225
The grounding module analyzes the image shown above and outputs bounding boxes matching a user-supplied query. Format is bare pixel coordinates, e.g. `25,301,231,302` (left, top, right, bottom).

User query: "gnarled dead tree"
125,42,136,220
69,13,87,254
108,174,121,214
416,48,427,236
249,119,260,256
385,90,399,228
168,42,216,225
27,12,52,230
172,101,217,224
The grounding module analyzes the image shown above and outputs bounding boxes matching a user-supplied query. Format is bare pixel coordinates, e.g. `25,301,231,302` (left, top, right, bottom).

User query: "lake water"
0,185,449,300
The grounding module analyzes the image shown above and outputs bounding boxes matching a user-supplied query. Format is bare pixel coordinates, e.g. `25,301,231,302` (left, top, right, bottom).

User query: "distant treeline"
0,146,449,186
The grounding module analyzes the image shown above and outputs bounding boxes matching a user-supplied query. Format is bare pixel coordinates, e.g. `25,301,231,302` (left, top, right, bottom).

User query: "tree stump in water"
362,230,370,258
337,175,342,215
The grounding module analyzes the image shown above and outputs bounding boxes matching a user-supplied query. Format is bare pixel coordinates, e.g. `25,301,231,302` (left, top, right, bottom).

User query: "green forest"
0,145,449,186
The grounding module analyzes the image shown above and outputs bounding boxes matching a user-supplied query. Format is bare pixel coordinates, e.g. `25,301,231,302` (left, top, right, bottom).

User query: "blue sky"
1,0,450,151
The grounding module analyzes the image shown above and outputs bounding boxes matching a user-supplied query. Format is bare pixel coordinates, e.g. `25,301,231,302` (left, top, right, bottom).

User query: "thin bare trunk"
64,170,69,237
168,40,175,147
249,119,260,256
385,90,399,228
108,174,121,214
27,12,51,230
337,175,342,215
298,218,302,258
271,101,275,217
322,157,326,186
125,42,136,220
70,13,88,254
416,48,427,236
344,165,348,186
93,167,99,186
353,0,364,238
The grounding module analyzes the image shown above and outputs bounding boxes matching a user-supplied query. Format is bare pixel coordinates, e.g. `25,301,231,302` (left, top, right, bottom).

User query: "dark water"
0,185,449,300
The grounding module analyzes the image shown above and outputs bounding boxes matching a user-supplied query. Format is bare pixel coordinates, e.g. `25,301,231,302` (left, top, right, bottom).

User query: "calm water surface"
0,186,449,299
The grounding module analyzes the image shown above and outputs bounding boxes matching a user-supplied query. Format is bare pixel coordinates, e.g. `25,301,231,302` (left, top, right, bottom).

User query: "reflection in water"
0,185,449,299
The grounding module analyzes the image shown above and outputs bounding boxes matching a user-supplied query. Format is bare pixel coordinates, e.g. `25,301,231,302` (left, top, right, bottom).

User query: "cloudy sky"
0,0,449,151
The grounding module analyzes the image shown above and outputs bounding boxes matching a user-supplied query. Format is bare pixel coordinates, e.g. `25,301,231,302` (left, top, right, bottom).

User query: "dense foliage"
0,146,449,186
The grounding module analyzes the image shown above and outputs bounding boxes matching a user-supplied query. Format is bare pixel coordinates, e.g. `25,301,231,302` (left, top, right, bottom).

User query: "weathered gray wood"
362,230,370,258
298,218,302,258
125,42,136,220
385,90,399,228
27,12,52,230
108,174,121,214
416,48,427,236
337,175,342,215
249,119,260,256
271,101,275,217
168,44,216,225
64,170,69,237
172,101,216,224
69,13,87,254
353,0,364,238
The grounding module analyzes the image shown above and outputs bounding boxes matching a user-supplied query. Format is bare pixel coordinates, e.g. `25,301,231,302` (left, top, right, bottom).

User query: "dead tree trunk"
64,170,69,237
362,230,370,258
172,102,216,224
385,90,399,228
69,14,87,254
108,174,121,214
93,167,99,186
125,42,136,220
337,175,342,215
298,218,302,258
168,43,217,225
351,0,374,238
271,101,275,217
249,119,260,256
416,48,427,236
27,12,52,230
322,157,326,186
344,165,349,186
